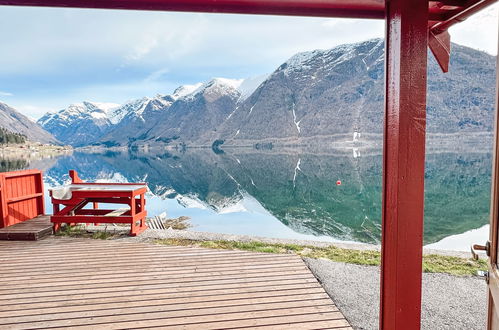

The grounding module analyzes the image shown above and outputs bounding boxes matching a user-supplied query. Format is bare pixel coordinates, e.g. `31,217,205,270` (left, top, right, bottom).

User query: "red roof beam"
431,0,497,33
0,0,480,21
432,0,468,9
0,0,386,19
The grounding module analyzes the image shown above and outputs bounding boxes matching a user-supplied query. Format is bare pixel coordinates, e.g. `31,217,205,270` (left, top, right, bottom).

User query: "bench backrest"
0,169,45,228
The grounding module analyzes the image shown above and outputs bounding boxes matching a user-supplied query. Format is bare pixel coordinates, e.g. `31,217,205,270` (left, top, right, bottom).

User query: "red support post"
69,170,83,184
380,0,428,329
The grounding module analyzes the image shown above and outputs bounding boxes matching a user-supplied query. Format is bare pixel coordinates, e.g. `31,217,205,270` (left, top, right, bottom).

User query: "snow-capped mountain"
214,38,495,146
106,78,243,146
37,39,495,148
38,76,265,147
171,83,203,99
37,101,119,146
100,95,175,145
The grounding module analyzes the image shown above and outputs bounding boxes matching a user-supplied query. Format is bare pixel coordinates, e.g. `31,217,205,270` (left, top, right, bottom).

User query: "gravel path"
305,258,487,330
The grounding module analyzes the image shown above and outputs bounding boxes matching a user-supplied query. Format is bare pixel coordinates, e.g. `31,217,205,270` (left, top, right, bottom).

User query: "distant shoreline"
72,131,495,157
0,143,72,159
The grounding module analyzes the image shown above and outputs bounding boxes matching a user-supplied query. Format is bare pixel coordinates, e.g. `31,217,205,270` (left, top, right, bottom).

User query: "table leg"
93,202,100,226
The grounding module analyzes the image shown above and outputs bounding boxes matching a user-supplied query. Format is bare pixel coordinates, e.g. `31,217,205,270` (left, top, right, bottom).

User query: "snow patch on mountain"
38,102,115,127
238,74,269,100
172,83,203,99
281,38,384,76
177,194,210,210
184,78,243,101
91,102,120,112
217,193,271,215
108,98,150,125
178,76,268,102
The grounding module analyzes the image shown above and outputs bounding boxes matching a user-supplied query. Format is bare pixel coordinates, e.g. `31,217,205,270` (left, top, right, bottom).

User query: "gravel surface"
305,258,487,330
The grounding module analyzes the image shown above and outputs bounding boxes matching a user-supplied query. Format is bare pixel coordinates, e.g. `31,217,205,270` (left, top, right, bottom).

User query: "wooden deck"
0,238,351,329
0,215,52,241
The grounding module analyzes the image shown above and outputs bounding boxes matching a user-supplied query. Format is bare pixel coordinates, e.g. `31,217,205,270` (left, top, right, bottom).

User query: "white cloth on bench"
50,184,146,200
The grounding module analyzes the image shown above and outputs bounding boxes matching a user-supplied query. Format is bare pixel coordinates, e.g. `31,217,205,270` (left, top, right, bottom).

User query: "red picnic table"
49,170,148,236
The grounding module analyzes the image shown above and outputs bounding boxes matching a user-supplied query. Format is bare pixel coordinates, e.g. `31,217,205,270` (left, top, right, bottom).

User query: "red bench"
50,170,148,236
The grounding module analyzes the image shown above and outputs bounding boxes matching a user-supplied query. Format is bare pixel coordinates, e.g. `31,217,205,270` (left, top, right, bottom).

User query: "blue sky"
0,5,497,119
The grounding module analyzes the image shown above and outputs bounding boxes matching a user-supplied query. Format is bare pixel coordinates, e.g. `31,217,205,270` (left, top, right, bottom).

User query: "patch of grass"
55,224,122,240
422,254,487,276
200,240,302,254
91,231,115,240
55,225,85,237
304,246,381,266
154,238,487,276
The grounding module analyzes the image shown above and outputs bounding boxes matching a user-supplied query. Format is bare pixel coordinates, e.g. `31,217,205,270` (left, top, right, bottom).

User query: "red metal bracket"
69,170,83,184
429,29,451,73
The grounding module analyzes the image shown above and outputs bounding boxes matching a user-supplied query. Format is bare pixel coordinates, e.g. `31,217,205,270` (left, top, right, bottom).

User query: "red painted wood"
0,0,386,18
380,0,428,329
0,170,45,228
0,0,482,22
69,169,83,183
71,182,147,186
50,214,144,223
51,170,148,236
75,209,132,215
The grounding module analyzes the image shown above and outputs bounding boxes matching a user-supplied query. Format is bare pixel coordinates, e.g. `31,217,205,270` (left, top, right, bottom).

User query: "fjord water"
16,148,491,250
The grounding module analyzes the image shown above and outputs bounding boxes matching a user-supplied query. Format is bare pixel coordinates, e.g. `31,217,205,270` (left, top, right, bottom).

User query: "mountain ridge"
37,39,496,148
0,102,59,144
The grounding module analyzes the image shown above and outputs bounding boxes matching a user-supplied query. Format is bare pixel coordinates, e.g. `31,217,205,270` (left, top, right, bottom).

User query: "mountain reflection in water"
26,148,491,246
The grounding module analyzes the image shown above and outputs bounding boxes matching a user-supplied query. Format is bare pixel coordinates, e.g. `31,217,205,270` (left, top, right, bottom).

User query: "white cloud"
0,91,12,96
125,35,159,61
450,3,498,55
144,68,171,83
0,5,497,119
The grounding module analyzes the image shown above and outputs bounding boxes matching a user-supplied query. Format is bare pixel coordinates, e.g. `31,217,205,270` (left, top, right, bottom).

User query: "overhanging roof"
0,0,496,24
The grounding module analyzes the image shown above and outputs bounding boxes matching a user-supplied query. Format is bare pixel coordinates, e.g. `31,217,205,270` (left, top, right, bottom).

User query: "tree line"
0,127,27,144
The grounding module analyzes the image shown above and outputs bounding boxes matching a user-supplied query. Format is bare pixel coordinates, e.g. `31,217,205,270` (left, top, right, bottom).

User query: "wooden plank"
0,279,322,306
0,255,301,273
2,262,306,284
0,255,302,273
0,244,289,259
0,251,289,262
1,170,42,178
0,289,329,318
0,215,51,241
244,322,353,329
0,243,294,256
0,251,297,268
2,304,339,329
0,275,318,300
0,269,314,294
0,248,290,261
6,192,43,204
0,238,350,328
1,284,324,311
1,265,308,288
0,248,297,263
159,315,350,330
0,296,335,324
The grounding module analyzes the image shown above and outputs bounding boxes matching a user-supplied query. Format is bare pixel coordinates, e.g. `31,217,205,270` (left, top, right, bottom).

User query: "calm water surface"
7,148,492,251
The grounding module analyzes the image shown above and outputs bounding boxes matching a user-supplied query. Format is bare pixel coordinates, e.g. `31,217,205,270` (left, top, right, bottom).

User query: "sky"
0,4,497,119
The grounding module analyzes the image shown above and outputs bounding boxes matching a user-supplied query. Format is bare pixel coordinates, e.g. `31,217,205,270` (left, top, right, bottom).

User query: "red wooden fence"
0,170,45,228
